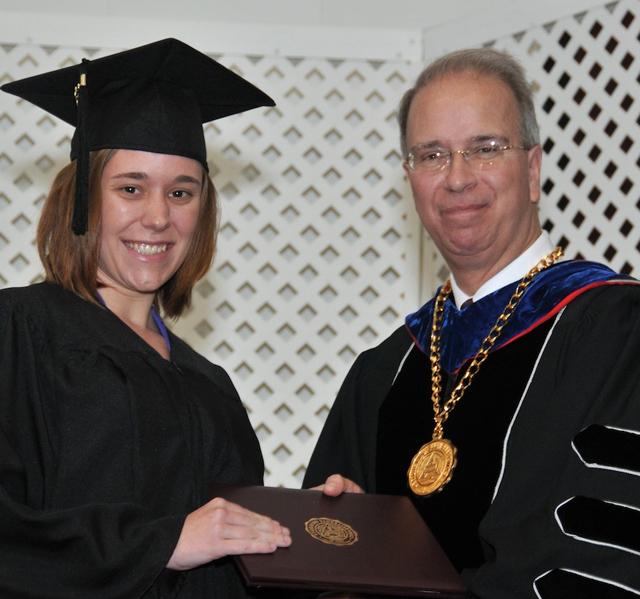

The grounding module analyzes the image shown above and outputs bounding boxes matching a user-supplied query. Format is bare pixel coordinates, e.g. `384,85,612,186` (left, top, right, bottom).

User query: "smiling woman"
0,39,292,598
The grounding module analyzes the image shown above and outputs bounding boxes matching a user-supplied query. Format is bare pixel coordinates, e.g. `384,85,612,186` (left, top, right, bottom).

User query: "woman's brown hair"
37,149,218,318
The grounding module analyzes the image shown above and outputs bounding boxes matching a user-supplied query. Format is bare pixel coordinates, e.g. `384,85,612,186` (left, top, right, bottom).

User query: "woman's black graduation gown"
0,282,262,598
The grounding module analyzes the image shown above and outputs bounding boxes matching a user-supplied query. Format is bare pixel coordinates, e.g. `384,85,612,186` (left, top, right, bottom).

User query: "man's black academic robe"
0,282,262,598
305,284,640,598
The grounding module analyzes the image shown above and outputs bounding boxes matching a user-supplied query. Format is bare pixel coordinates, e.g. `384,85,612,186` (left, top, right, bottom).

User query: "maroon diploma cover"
210,485,466,597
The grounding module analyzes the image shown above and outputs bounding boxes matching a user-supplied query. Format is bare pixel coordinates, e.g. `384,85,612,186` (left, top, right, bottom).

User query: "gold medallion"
304,517,359,546
407,438,457,496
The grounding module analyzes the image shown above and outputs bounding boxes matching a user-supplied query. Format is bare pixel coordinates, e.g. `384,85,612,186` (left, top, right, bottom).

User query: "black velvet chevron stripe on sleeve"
535,569,640,599
556,496,640,555
573,425,640,474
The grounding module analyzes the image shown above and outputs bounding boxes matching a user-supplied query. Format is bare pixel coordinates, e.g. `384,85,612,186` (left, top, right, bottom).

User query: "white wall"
0,0,608,59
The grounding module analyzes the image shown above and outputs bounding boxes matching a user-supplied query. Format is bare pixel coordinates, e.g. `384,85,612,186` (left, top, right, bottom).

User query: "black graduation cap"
1,38,275,234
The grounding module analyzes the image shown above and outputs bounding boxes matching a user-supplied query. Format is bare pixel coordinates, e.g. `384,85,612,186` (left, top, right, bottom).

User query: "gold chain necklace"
407,246,564,496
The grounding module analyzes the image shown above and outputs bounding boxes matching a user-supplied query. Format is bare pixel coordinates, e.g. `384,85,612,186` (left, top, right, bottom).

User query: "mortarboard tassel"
72,59,90,236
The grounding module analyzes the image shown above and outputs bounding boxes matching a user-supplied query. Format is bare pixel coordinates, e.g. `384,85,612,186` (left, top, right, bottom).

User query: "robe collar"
450,232,554,307
405,260,628,375
96,291,171,352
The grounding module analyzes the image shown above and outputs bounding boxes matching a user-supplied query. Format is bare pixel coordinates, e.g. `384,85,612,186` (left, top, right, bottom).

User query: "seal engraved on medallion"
304,517,359,546
407,438,457,496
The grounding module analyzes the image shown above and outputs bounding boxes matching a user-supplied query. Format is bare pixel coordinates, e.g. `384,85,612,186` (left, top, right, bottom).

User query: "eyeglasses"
405,139,529,173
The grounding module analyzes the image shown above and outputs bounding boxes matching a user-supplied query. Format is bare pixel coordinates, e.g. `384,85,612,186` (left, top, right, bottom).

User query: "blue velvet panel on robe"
405,260,627,374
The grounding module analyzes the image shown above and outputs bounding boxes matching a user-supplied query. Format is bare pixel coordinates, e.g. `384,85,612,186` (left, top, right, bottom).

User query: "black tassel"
72,59,90,236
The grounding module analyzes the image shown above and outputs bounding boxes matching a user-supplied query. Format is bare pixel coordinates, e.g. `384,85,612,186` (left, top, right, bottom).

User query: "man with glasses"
305,48,640,597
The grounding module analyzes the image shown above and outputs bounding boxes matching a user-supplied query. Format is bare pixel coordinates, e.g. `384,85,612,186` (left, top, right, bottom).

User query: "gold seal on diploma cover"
305,517,359,546
407,438,457,496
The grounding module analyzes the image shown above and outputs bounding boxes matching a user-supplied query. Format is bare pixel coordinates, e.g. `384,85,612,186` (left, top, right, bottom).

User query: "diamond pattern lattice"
177,56,421,485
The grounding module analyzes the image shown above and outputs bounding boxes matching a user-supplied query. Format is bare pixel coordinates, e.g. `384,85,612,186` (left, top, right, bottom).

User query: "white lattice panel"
179,55,421,484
